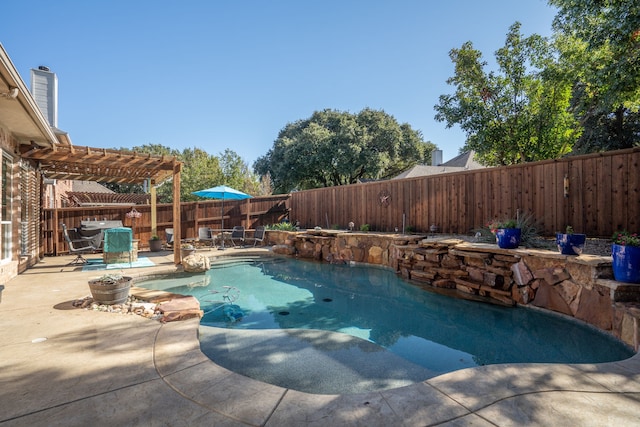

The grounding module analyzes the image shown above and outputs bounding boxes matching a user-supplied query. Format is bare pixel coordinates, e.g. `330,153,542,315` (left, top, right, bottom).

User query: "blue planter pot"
495,228,521,249
612,244,640,284
556,233,586,255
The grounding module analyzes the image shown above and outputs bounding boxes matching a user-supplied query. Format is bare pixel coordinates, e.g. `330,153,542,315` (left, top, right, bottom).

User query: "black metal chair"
198,227,215,247
230,226,245,247
62,224,99,265
165,228,174,247
249,226,266,247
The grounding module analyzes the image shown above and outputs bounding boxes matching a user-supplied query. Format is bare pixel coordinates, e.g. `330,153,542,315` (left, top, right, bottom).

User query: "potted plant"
611,230,640,283
149,235,163,252
488,218,521,249
88,273,132,305
556,226,587,255
181,243,196,258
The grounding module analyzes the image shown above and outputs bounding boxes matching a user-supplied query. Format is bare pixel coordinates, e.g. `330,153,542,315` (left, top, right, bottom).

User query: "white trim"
1,151,13,263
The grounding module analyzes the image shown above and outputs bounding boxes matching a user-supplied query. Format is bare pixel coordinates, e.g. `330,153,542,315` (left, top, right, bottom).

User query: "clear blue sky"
1,0,557,167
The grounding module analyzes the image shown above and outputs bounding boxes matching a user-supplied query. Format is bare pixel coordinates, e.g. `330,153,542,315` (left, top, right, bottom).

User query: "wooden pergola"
20,143,184,264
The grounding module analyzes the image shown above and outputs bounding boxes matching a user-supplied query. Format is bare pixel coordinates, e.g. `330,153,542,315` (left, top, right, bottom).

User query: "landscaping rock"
157,296,204,322
182,253,210,272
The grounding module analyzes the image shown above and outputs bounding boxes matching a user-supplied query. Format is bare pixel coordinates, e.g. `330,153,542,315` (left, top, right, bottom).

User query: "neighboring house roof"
441,150,485,169
66,192,150,206
65,180,150,206
392,151,486,180
393,165,465,179
71,180,114,193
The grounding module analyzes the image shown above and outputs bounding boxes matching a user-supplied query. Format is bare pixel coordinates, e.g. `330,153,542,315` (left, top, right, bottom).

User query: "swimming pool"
140,255,634,393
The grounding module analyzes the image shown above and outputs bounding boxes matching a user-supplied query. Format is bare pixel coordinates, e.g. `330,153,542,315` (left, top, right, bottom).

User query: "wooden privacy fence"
43,195,289,256
42,148,640,255
289,148,640,238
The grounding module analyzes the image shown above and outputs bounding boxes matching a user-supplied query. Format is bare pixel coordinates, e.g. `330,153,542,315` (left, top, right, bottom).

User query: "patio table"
209,229,233,249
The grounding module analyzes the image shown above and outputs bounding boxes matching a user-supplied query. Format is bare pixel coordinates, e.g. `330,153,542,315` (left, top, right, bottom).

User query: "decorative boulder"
182,253,210,272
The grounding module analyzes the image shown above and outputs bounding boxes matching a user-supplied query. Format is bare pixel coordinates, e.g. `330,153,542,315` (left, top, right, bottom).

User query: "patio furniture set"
63,220,266,265
189,225,266,250
62,221,138,265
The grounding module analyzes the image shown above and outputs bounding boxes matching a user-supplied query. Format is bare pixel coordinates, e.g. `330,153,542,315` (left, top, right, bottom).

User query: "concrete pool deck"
1,249,640,426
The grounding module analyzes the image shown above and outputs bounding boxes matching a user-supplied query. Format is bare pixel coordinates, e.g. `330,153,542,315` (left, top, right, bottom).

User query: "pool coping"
3,249,640,426
147,251,640,425
155,317,640,425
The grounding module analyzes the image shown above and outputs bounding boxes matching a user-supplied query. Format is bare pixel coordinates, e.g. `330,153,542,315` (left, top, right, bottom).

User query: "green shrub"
93,273,124,284
267,222,298,231
360,224,370,232
516,211,545,247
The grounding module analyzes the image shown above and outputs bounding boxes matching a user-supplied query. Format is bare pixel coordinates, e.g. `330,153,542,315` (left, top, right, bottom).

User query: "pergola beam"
20,144,177,184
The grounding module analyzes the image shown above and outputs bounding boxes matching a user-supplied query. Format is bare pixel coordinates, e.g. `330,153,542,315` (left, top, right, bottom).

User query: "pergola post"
150,179,157,237
173,162,182,265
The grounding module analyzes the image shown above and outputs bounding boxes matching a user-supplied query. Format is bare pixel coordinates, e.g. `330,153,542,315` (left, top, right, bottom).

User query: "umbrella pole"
219,197,226,250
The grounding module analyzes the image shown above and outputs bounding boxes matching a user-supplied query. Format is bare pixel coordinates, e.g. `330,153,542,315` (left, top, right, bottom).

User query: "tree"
434,23,577,165
178,147,223,202
549,0,640,152
254,108,435,193
218,149,262,196
258,172,273,196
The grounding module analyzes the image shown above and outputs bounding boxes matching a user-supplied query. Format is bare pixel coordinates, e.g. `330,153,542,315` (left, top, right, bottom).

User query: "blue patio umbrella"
192,185,252,249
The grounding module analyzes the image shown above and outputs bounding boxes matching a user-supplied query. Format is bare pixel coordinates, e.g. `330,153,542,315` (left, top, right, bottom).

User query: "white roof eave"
0,43,60,149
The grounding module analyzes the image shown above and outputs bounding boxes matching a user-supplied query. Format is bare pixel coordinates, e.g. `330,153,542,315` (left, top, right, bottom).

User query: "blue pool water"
140,256,634,392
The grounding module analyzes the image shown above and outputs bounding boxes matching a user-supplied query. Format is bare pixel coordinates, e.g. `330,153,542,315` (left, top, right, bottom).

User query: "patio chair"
165,228,174,247
77,227,104,249
198,226,215,247
248,226,266,247
230,226,245,247
62,223,99,265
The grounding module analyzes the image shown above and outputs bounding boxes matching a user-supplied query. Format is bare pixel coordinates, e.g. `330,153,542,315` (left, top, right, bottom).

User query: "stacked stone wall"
266,230,640,350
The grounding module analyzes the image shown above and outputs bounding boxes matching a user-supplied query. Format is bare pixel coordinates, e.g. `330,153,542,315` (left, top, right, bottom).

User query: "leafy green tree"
254,108,435,193
218,149,262,196
178,147,224,202
175,148,261,201
258,172,273,196
549,0,640,152
434,23,577,165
